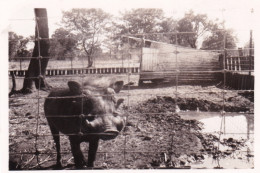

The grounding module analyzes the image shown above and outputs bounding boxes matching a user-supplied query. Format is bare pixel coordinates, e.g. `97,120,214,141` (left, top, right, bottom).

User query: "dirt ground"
9,75,254,170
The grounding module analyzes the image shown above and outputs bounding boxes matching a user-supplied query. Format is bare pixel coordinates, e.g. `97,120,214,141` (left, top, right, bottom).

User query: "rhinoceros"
44,80,125,168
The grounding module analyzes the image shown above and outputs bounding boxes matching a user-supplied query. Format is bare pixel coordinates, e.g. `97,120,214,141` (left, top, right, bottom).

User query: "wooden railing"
225,56,254,72
9,67,139,77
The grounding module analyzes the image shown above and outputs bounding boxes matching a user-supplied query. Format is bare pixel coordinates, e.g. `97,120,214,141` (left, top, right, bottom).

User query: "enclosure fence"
9,16,254,169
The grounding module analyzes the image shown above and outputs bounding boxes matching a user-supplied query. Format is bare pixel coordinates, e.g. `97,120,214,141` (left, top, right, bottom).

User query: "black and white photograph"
0,0,259,171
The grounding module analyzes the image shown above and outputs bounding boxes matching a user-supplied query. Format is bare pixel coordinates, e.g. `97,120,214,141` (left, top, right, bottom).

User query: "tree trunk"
21,8,50,93
87,55,93,67
82,41,94,68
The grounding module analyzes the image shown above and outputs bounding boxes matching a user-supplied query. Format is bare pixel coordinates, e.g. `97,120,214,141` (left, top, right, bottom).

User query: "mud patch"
140,96,252,113
8,86,254,169
123,97,253,168
238,91,254,102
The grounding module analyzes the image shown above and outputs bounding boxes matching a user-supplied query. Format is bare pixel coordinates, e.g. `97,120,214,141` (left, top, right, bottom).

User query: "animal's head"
67,80,126,140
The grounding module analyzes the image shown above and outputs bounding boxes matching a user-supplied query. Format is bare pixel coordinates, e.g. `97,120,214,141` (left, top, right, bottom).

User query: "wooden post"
223,33,226,87
19,58,22,70
238,48,243,71
138,36,144,85
249,30,252,76
70,56,73,69
249,30,253,57
226,58,229,70
230,58,233,70
122,50,124,68
234,57,237,71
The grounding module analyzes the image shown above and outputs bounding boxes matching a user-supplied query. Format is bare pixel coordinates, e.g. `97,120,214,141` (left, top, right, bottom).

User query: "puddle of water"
179,111,254,169
201,115,253,139
179,112,254,139
191,154,254,169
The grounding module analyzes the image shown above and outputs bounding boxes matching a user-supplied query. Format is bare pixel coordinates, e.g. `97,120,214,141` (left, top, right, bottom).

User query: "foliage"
116,9,237,50
50,28,78,60
120,9,164,35
244,40,254,49
11,8,240,63
158,17,178,43
61,8,111,67
117,8,166,47
200,18,237,51
9,32,32,58
175,10,213,48
201,29,237,50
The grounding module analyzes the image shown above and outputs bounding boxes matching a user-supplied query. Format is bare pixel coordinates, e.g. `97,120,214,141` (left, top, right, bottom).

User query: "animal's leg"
48,123,62,169
87,138,99,167
69,136,87,168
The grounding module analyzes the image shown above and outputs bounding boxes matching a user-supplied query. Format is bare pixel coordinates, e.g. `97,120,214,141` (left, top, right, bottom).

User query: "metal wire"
9,131,254,138
8,90,255,101
34,14,41,168
9,27,254,169
9,148,254,156
9,111,254,120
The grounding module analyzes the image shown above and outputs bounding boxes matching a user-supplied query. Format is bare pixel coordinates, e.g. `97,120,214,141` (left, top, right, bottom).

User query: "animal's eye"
113,111,119,116
83,90,91,95
105,88,115,95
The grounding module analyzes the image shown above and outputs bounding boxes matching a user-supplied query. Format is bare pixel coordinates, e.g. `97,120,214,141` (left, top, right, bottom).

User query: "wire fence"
8,15,254,170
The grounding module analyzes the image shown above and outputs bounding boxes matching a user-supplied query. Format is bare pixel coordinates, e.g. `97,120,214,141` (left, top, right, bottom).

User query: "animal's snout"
101,115,124,140
85,114,125,140
98,122,120,140
101,130,120,140
104,129,119,135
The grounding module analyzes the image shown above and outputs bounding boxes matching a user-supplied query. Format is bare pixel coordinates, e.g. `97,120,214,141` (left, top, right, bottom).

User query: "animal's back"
44,88,87,134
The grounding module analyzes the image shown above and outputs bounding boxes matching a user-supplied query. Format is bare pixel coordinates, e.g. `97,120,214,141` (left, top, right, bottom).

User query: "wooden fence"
220,55,254,90
225,56,254,71
9,67,139,77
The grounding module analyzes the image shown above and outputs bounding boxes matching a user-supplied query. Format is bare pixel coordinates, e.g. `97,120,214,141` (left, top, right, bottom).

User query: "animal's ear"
110,81,124,93
68,81,82,94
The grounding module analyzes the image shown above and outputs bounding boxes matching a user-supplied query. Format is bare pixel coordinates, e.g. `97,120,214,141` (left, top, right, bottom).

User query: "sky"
1,0,259,47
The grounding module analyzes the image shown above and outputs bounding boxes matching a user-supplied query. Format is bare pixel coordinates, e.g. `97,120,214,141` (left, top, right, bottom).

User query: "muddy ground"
9,75,254,169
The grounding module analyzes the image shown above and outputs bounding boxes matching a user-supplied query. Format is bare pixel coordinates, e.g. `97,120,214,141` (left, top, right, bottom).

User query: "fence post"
70,57,73,69
20,58,22,70
223,32,227,134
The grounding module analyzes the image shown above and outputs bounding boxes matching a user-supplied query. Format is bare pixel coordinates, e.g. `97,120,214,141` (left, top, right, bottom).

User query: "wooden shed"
136,39,221,85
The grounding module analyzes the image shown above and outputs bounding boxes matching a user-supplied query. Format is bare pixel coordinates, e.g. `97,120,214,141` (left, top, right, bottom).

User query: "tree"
61,8,111,67
244,33,254,53
201,28,237,50
104,21,123,58
9,32,31,58
109,8,170,51
201,18,237,51
119,8,165,41
175,10,213,48
244,40,254,49
120,9,164,34
9,8,51,96
9,32,20,58
158,17,178,44
50,28,78,60
16,48,32,57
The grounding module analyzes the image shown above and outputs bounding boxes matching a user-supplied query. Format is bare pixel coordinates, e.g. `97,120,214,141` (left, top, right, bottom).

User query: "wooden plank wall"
139,42,221,84
148,42,220,72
